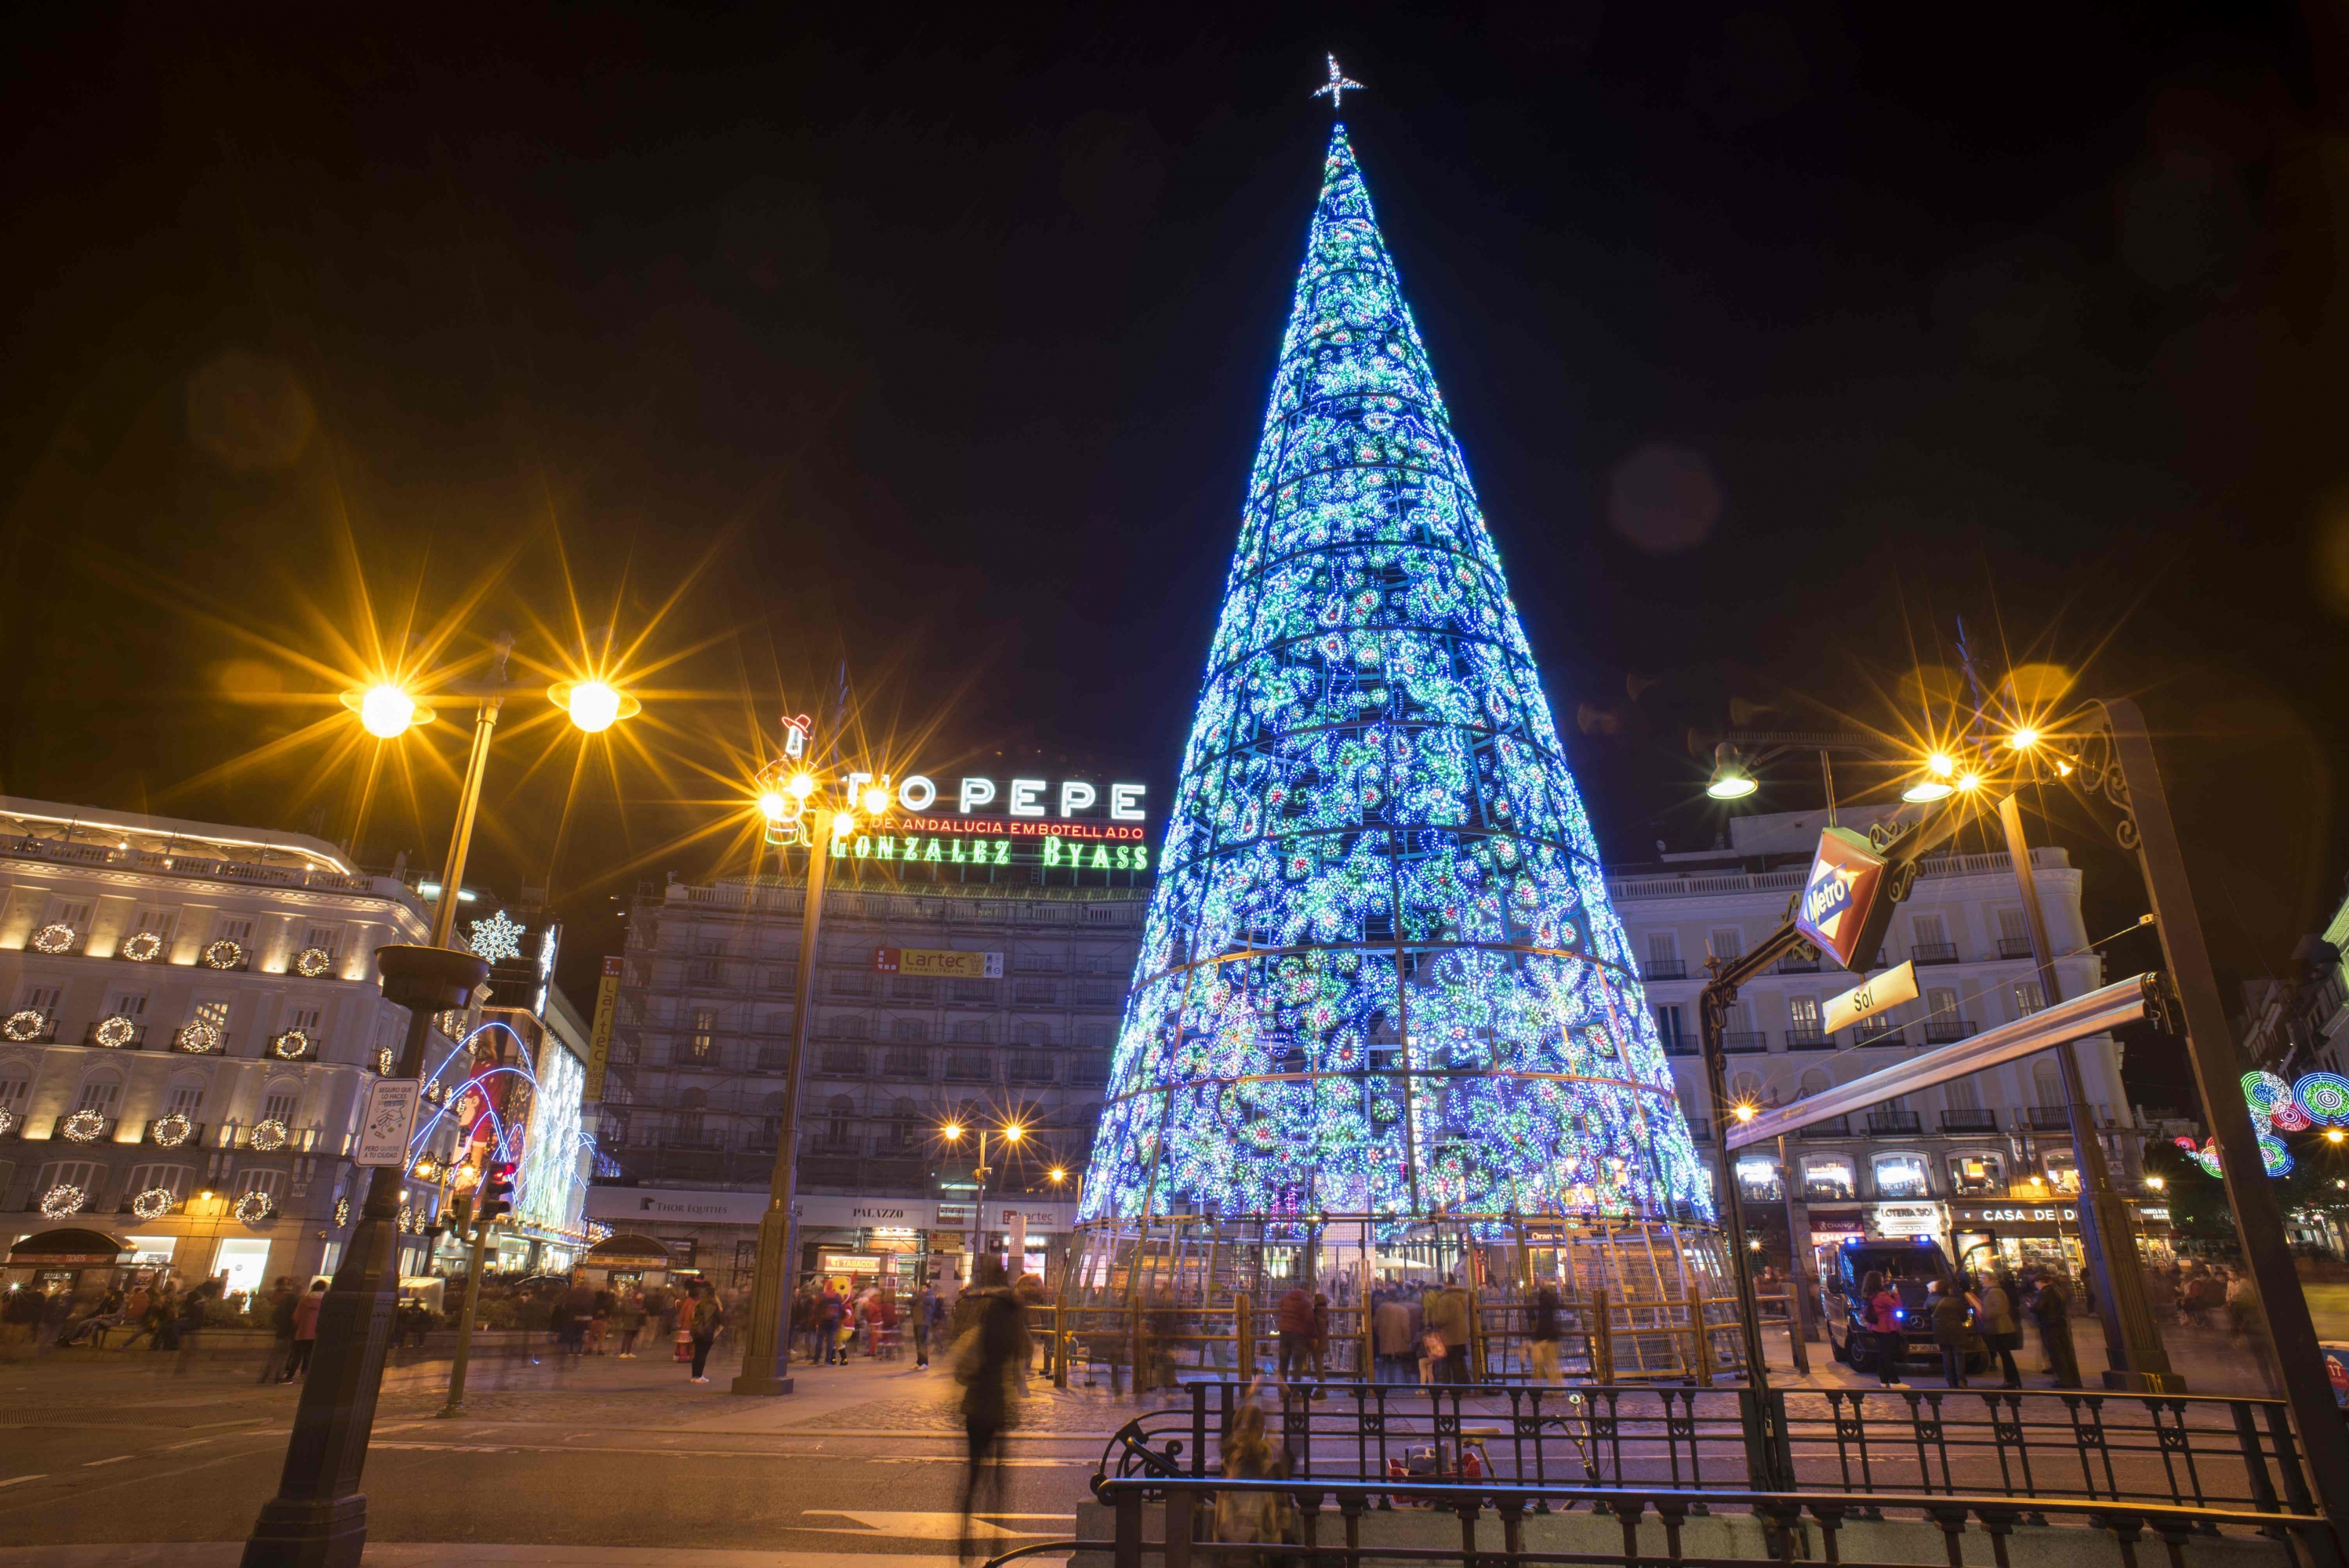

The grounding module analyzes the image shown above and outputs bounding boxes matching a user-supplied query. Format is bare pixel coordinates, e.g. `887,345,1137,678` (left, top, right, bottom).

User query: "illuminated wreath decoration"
94,1014,140,1048
201,938,247,971
398,1203,416,1232
39,1183,86,1218
60,1109,107,1142
293,946,334,978
3,1010,48,1042
375,1047,394,1076
30,922,77,954
0,1106,15,1137
249,1118,289,1152
234,1191,274,1223
272,1029,312,1061
132,1187,176,1220
151,1112,194,1147
175,1021,221,1054
334,1195,351,1227
120,930,165,964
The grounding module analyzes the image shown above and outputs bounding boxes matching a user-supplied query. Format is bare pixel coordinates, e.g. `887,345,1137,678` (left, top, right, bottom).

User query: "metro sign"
1794,826,1897,972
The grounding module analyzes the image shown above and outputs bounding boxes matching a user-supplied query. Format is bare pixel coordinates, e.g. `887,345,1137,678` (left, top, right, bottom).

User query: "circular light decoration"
2242,1069,2295,1120
375,1047,394,1076
132,1187,177,1220
234,1191,274,1224
30,922,77,954
0,1105,15,1137
249,1118,289,1152
151,1112,194,1147
94,1014,140,1048
2300,1072,2349,1127
120,930,165,964
175,1021,221,1054
334,1195,351,1227
39,1183,86,1219
272,1029,312,1061
2,1010,48,1042
293,946,334,978
60,1109,107,1142
201,938,247,971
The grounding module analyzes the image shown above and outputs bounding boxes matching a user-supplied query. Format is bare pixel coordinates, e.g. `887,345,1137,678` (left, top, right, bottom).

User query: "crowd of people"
1850,1265,2079,1388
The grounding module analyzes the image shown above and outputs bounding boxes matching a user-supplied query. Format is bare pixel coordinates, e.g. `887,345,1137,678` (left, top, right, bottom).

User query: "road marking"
797,1510,1066,1541
0,1476,45,1489
187,1417,268,1428
158,1439,212,1450
81,1456,133,1468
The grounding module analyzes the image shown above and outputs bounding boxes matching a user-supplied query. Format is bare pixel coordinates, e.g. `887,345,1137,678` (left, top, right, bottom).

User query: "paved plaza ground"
0,1303,2325,1564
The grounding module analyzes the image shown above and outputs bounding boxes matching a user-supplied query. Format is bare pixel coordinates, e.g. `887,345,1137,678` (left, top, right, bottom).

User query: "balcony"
1851,1021,1905,1048
1922,1018,1977,1045
2027,1105,2073,1132
662,1130,727,1150
81,1020,150,1050
0,1014,57,1044
1784,1025,1832,1051
1864,1110,1922,1135
1640,959,1687,981
1799,1117,1852,1140
880,1049,931,1079
1775,953,1820,974
817,1047,863,1076
1911,942,1961,966
1006,1051,1057,1085
1684,1116,1713,1143
1998,937,2035,960
1662,1035,1697,1057
145,1117,206,1148
944,1051,995,1083
1071,1056,1111,1088
1722,1031,1769,1054
1940,1109,1999,1134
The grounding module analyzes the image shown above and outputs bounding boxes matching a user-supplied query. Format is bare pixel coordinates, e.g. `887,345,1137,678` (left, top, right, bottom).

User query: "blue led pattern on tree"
1080,127,1712,1235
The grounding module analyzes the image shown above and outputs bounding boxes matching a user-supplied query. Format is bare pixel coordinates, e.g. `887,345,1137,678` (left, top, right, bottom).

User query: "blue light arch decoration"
1075,127,1715,1261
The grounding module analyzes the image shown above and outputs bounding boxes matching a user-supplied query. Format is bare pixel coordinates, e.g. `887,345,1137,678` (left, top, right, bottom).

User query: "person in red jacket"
1276,1283,1315,1388
279,1280,326,1381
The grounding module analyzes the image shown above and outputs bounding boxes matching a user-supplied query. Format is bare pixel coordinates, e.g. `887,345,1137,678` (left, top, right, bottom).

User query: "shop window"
1872,1152,1931,1199
1734,1155,1782,1202
1802,1156,1855,1202
2042,1149,2080,1195
1947,1152,2003,1196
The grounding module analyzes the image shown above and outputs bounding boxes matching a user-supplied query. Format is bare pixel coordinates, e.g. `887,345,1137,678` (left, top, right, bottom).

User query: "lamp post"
244,640,641,1568
732,767,882,1396
942,1120,1025,1282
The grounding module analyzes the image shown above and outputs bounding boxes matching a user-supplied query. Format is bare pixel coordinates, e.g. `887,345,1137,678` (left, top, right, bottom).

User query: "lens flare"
359,685,418,739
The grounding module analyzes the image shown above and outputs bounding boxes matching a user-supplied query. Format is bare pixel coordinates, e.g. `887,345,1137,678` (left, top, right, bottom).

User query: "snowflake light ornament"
467,910,525,964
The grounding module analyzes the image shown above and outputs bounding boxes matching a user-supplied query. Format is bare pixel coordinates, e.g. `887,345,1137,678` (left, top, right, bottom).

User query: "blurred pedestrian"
1214,1395,1296,1567
953,1258,1029,1564
914,1280,941,1370
1977,1271,2023,1388
687,1283,720,1383
1374,1290,1412,1384
613,1287,644,1358
258,1278,298,1384
2029,1272,2081,1388
280,1281,325,1381
1276,1283,1313,1388
1528,1283,1563,1385
1927,1279,1970,1388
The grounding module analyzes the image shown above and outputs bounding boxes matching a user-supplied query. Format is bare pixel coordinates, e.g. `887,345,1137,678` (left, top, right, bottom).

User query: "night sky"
4,6,2345,1116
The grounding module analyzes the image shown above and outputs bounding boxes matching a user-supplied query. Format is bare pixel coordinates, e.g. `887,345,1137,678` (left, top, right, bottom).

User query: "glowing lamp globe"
548,679,641,734
343,684,431,739
758,791,789,822
1901,778,1955,803
861,786,891,815
788,773,815,799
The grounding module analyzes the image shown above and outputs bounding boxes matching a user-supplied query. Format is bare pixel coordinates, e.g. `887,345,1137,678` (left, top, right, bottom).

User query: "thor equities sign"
1794,826,1897,972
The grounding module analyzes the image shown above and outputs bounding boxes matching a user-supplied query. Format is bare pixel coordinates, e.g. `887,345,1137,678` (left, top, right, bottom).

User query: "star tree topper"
468,909,526,964
1313,54,1364,112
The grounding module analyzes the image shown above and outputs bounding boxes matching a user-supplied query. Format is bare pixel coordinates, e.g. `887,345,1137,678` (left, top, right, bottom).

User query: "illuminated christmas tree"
1073,125,1721,1312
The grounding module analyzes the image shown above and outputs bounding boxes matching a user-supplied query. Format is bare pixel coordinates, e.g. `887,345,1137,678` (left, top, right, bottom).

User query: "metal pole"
427,640,511,952
243,946,490,1568
2093,699,2349,1526
971,1131,990,1276
730,815,833,1395
1995,791,2178,1391
1697,967,1774,1402
437,1206,494,1417
1776,1132,1810,1373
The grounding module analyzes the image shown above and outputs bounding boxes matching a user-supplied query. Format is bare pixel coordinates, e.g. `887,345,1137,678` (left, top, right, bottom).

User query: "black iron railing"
1094,1380,2314,1516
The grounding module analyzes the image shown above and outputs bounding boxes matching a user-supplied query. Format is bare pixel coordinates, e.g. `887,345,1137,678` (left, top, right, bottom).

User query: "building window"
1015,980,1058,1004
2013,981,2046,1017
16,985,62,1022
829,1015,870,1040
303,926,342,956
1801,1156,1855,1201
288,1007,322,1033
1734,1155,1782,1202
1872,1152,1930,1199
262,1089,299,1124
75,1076,122,1115
0,1066,27,1111
133,907,177,940
1652,1004,1683,1046
889,977,935,1001
1947,1151,2002,1196
2042,1148,2080,1194
191,997,231,1040
125,1163,192,1201
891,1019,928,1043
1706,927,1742,962
235,1169,287,1200
681,1007,717,1064
1997,908,2031,957
829,973,873,997
103,989,150,1021
166,1080,206,1116
825,1094,855,1149
216,917,255,946
951,1020,991,1044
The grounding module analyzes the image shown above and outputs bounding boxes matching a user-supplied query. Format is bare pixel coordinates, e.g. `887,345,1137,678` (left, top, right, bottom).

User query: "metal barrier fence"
992,1477,2329,1568
1096,1381,2315,1515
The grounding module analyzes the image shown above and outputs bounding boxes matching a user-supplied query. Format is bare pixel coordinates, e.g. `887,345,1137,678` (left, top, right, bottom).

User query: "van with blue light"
1822,1235,1980,1375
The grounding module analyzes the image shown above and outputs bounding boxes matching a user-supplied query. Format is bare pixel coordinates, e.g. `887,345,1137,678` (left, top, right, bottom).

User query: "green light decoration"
1077,126,1712,1237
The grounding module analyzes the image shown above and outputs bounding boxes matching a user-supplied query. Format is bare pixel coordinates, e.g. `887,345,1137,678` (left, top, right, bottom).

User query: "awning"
583,1233,670,1269
8,1227,131,1268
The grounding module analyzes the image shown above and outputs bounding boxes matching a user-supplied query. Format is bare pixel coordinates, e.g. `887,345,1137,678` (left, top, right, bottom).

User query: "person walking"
686,1284,721,1384
1426,1277,1472,1385
2028,1272,2082,1388
257,1278,298,1384
953,1259,1029,1566
1373,1290,1412,1385
1528,1283,1563,1385
1275,1283,1314,1388
588,1284,614,1356
1977,1270,2024,1388
280,1280,326,1381
819,1282,845,1366
1213,1396,1297,1566
1860,1271,1907,1388
612,1287,644,1358
914,1281,941,1370
1927,1279,1971,1388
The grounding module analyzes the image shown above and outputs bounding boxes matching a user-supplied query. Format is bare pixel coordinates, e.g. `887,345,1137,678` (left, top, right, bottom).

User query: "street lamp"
247,637,643,1567
942,1119,1026,1280
1704,742,1759,800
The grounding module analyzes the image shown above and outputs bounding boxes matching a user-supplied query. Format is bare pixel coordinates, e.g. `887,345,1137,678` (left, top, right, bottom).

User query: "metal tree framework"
1066,126,1732,1377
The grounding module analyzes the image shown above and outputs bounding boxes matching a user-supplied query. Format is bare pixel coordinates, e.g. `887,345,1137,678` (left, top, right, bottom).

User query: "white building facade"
0,797,472,1295
1616,808,2164,1278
